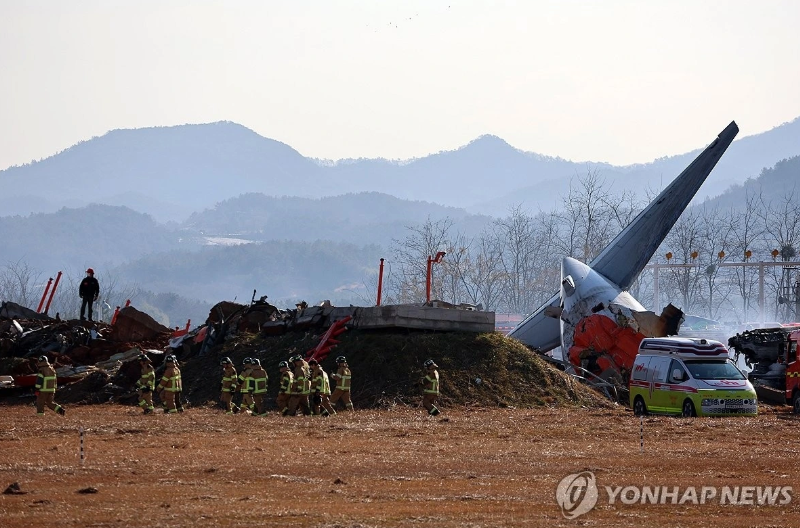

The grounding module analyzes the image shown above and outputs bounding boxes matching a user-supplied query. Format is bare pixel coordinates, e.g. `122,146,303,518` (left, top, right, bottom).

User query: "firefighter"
156,355,181,413
136,353,156,414
422,359,441,416
330,355,354,412
309,359,336,417
219,357,239,414
250,358,269,416
277,361,293,416
287,355,311,416
172,355,185,412
238,358,254,414
34,355,66,416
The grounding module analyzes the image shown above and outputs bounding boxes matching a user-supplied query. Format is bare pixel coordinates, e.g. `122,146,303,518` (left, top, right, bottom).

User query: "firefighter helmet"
424,359,438,368
336,355,347,364
278,361,289,369
220,357,232,365
138,354,150,362
251,358,261,366
243,357,252,365
37,355,49,364
165,356,176,364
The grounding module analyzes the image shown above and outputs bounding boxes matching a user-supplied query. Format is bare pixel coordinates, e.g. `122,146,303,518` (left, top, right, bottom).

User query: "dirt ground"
1,402,799,527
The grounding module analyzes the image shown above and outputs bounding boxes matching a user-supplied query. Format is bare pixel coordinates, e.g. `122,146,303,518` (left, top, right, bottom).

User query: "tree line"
378,171,800,324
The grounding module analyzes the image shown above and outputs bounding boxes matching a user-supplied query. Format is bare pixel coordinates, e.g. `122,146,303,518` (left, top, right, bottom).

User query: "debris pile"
1,298,610,410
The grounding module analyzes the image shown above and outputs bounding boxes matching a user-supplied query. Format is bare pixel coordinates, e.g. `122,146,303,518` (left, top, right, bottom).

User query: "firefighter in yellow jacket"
136,353,155,414
330,355,354,411
250,358,269,416
34,355,66,416
156,355,182,414
238,357,255,414
422,359,441,416
309,358,336,417
172,357,184,412
219,357,239,414
286,355,311,416
277,361,293,416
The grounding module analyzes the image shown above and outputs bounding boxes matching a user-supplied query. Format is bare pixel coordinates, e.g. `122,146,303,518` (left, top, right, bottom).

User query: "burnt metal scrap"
0,295,351,402
728,326,800,408
1,290,491,406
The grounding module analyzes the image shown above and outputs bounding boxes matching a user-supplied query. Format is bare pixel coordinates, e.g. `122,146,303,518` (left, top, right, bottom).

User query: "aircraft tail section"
592,121,738,289
507,121,739,352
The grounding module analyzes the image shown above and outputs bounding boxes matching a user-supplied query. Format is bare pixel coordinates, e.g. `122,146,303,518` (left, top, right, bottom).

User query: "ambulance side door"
648,356,672,413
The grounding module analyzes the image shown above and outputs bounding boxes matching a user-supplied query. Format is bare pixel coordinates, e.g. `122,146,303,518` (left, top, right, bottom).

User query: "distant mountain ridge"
2,117,800,222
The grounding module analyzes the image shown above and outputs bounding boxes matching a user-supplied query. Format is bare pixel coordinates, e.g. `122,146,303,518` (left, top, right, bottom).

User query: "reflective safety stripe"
37,374,57,393
161,374,181,392
139,369,155,390
221,370,238,392
253,373,268,394
321,371,331,394
313,372,331,394
424,374,439,394
280,373,293,393
337,371,351,390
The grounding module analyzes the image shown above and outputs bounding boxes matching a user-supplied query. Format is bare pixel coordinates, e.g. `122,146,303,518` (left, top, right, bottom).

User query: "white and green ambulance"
629,337,758,417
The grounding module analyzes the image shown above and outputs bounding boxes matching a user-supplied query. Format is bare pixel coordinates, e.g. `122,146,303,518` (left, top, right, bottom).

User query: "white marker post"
79,426,85,466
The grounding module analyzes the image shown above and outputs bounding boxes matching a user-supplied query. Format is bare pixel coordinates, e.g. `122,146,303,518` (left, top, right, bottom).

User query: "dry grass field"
1,403,799,527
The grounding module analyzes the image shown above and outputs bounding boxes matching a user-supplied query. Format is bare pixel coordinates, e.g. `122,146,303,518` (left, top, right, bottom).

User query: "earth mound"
178,329,610,410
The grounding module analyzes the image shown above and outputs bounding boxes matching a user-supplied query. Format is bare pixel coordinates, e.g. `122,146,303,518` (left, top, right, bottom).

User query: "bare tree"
661,209,704,311
728,191,766,322
697,206,737,319
387,217,454,304
0,260,43,310
491,206,539,313
557,170,635,262
758,188,800,320
460,232,506,310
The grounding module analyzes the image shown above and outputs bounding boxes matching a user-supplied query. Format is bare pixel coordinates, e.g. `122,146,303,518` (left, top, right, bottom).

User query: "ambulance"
629,337,758,417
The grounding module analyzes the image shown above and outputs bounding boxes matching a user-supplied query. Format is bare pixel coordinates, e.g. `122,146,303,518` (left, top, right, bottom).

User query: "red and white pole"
43,271,62,315
376,258,385,306
37,278,53,313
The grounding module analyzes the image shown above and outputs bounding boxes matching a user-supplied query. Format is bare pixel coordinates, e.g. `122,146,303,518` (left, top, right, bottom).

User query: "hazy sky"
2,0,799,171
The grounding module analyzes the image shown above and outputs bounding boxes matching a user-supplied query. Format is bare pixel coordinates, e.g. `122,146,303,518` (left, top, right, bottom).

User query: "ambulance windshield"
684,360,746,380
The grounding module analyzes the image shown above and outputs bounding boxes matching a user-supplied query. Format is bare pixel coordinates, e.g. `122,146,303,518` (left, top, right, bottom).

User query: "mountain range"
3,117,800,222
2,117,800,327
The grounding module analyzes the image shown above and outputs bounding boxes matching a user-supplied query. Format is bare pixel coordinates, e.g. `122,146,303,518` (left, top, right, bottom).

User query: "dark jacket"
79,276,100,299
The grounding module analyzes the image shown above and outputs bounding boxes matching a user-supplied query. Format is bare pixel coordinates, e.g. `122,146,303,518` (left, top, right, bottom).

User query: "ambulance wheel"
792,392,800,415
681,399,696,418
633,396,648,416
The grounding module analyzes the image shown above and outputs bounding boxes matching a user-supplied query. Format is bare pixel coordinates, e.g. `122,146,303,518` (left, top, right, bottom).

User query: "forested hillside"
182,192,493,244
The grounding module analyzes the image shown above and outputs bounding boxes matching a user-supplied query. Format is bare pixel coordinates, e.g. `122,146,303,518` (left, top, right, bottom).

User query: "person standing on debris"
79,268,100,322
276,361,293,416
220,357,239,414
286,355,311,416
250,359,269,416
238,358,255,414
309,359,336,417
330,356,354,412
422,359,441,416
156,355,181,413
136,354,156,414
34,355,66,416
